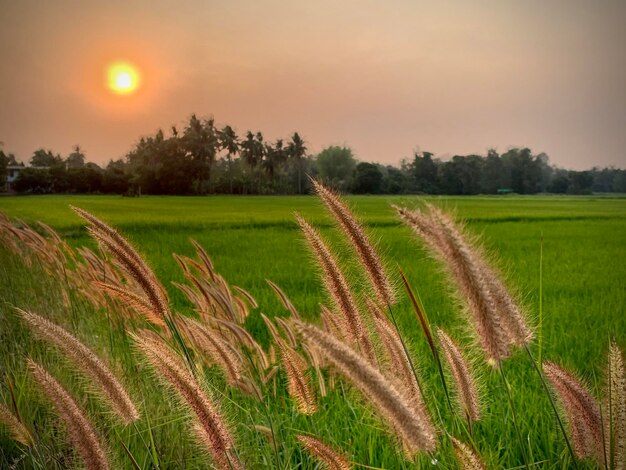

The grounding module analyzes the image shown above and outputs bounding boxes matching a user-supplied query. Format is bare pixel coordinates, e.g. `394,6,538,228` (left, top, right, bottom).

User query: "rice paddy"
0,194,624,469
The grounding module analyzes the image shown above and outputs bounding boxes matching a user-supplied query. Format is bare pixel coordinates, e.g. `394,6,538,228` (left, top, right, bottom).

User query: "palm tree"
287,132,307,194
218,125,239,193
240,131,259,194
262,139,287,191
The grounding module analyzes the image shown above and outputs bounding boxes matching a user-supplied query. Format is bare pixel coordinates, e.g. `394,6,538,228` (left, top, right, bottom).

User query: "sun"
106,61,141,95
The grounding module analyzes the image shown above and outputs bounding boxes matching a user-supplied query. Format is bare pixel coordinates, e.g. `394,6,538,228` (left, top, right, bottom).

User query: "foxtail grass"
544,361,604,463
71,206,170,324
296,321,437,455
297,434,352,470
311,178,396,306
396,204,533,364
17,308,139,424
450,437,486,470
295,214,375,364
604,342,625,469
0,403,33,447
436,329,481,424
133,332,241,470
28,359,110,470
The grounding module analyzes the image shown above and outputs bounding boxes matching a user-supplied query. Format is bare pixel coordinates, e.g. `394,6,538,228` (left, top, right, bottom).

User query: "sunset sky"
1,0,625,169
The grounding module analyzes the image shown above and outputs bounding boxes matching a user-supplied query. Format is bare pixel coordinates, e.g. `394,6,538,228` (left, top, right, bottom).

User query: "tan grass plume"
178,317,243,387
366,298,424,411
17,309,139,424
543,361,603,462
0,403,33,447
133,332,241,470
604,342,626,469
28,359,110,470
277,340,317,415
311,178,396,306
429,206,532,346
436,328,481,422
71,206,170,323
297,434,351,470
296,214,375,364
396,205,519,364
296,321,437,455
450,437,486,470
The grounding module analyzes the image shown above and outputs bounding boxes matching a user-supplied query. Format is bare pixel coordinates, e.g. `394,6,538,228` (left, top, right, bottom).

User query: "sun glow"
106,61,141,95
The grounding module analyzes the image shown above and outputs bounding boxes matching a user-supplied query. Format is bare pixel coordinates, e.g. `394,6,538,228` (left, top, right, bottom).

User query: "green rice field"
0,194,625,469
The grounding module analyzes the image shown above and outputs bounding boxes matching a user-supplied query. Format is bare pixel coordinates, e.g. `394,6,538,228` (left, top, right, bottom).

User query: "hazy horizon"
1,0,625,170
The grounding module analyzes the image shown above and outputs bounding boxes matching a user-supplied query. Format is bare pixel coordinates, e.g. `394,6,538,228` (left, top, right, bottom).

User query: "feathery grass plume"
297,434,351,470
450,437,486,470
395,205,510,364
190,238,217,281
133,332,241,470
277,340,317,415
429,206,532,346
0,403,33,447
543,361,604,462
296,321,437,455
71,206,170,323
28,359,110,470
436,329,481,422
17,309,139,424
311,178,396,306
604,342,626,469
178,317,243,386
266,279,301,319
366,298,423,405
295,214,375,364
214,319,270,370
94,281,166,327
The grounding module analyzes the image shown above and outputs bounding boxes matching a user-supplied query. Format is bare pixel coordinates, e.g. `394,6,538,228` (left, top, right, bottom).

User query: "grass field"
0,194,625,469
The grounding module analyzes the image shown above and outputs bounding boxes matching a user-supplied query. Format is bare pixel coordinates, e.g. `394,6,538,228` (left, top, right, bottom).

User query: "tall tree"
352,162,383,194
66,145,86,169
287,132,307,194
316,146,357,191
183,114,218,193
30,149,62,167
218,125,239,193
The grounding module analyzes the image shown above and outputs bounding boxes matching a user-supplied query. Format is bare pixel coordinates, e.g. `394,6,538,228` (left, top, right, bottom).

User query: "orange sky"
1,0,625,169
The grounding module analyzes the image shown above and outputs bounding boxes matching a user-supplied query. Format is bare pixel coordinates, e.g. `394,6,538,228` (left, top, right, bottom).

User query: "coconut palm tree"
218,125,239,193
287,132,307,194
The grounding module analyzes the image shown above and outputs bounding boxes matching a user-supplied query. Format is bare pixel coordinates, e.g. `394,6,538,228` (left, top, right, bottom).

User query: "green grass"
0,194,625,469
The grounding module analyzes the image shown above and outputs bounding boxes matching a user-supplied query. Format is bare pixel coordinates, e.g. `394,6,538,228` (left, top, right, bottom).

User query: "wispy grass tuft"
28,359,110,470
17,308,139,424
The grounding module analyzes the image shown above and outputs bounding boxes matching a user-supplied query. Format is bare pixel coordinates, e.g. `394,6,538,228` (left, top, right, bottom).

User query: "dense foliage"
3,115,625,195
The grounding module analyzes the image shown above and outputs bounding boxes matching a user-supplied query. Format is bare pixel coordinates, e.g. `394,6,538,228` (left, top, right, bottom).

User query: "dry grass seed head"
72,207,170,322
450,437,486,470
436,328,481,422
429,206,532,347
178,317,243,386
17,309,139,424
133,332,241,470
266,279,302,319
543,361,604,462
297,321,437,455
295,214,375,364
312,178,396,306
297,434,352,470
604,342,626,469
395,205,510,364
28,359,110,470
0,403,33,447
277,340,317,415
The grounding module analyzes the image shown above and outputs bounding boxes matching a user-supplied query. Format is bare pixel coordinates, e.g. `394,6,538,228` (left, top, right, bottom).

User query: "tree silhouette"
287,132,307,194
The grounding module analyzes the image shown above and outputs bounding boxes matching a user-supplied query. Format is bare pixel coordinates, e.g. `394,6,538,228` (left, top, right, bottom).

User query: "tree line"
2,114,625,195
